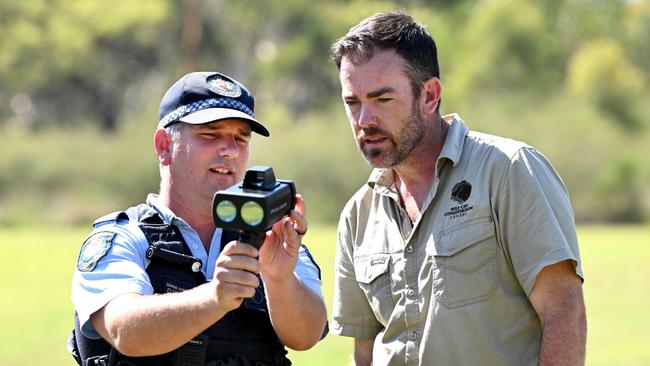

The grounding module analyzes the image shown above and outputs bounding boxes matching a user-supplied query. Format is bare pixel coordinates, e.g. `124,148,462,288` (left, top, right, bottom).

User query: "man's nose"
218,136,238,159
357,104,377,128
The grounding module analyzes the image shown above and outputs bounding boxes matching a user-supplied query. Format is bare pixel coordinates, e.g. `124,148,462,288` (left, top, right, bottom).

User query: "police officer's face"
339,50,426,168
169,119,251,203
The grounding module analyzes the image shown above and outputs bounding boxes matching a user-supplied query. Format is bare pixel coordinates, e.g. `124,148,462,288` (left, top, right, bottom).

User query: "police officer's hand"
258,194,307,282
212,241,260,312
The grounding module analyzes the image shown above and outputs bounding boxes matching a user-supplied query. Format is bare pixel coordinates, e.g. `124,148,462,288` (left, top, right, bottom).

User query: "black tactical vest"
67,204,290,366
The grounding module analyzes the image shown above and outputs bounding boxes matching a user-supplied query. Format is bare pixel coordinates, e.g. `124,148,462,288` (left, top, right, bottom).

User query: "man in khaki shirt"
329,12,587,366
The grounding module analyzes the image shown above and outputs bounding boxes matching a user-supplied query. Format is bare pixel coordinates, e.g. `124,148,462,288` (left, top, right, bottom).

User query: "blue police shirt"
71,194,324,339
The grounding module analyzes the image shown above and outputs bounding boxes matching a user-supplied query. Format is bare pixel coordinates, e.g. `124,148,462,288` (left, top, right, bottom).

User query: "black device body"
212,166,296,248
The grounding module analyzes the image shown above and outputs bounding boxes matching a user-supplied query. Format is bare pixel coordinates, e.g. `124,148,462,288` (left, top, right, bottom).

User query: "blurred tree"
595,157,646,222
622,1,650,75
448,0,557,97
179,0,205,75
566,38,645,130
0,0,173,130
1,0,649,224
554,0,625,48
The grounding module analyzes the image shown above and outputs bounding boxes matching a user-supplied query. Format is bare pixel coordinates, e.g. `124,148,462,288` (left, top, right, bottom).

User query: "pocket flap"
354,254,390,284
435,217,495,257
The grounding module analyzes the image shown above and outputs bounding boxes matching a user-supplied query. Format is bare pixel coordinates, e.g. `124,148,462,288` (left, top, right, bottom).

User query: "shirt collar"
440,113,469,167
145,193,182,226
367,113,469,193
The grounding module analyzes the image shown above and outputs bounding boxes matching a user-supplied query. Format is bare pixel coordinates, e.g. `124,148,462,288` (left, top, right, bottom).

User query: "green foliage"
0,122,159,226
450,0,554,95
595,157,646,222
1,0,650,224
566,38,646,130
622,1,650,74
2,89,649,225
0,0,172,129
0,0,170,84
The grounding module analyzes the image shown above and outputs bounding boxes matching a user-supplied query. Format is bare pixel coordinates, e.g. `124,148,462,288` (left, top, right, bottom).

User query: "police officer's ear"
154,128,172,166
420,76,442,117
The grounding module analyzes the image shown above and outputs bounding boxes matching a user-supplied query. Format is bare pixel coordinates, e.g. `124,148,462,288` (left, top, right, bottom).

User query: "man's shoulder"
91,203,154,227
92,211,130,226
338,181,378,230
83,204,152,246
343,183,373,210
465,129,533,161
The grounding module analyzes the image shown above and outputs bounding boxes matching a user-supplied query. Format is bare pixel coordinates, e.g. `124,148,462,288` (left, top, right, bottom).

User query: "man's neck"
158,190,216,250
393,117,449,219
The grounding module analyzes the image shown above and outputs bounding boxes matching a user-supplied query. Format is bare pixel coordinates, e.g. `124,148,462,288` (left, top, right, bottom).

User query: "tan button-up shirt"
332,114,583,365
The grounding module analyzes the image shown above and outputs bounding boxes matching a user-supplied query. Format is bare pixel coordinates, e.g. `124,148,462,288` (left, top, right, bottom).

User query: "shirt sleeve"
331,205,383,339
495,147,584,296
70,220,153,339
294,245,324,300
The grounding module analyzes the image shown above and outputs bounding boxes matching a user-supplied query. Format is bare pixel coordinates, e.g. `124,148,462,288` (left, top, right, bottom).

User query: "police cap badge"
207,74,242,98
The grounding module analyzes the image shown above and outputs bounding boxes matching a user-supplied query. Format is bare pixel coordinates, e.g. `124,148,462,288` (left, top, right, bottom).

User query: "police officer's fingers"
229,284,256,299
221,240,259,258
284,220,301,251
293,194,306,216
214,283,254,310
216,254,260,274
290,210,308,237
289,194,307,236
213,267,260,289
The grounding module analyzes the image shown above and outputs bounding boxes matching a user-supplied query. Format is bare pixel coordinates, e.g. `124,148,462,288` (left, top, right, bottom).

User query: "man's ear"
154,128,172,166
421,77,442,116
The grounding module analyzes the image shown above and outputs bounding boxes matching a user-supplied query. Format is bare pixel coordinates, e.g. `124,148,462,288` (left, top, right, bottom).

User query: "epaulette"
92,211,130,227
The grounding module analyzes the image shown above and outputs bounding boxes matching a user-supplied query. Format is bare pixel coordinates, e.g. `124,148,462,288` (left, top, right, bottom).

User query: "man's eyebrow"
343,86,396,100
366,86,395,99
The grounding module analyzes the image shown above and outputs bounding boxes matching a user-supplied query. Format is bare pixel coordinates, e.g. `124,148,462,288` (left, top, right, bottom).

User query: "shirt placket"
383,187,416,363
402,175,441,366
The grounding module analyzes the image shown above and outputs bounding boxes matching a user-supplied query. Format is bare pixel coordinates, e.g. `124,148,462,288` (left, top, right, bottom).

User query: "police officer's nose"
218,136,239,159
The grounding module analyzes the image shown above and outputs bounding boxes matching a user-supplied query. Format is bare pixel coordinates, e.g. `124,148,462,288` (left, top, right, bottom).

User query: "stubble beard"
358,104,426,169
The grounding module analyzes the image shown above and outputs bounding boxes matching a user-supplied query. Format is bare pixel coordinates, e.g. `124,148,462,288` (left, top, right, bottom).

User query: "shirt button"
407,288,415,297
409,331,417,340
406,245,413,253
192,244,199,249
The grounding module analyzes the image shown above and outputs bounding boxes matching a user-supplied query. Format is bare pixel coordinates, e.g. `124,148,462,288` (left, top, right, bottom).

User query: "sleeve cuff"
331,320,381,339
521,247,583,296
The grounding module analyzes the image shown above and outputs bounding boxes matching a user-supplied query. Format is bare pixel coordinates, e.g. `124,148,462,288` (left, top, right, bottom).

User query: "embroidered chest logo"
444,180,475,219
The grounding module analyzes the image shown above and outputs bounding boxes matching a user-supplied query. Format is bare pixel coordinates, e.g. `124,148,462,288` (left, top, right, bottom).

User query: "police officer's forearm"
90,282,232,357
263,272,327,350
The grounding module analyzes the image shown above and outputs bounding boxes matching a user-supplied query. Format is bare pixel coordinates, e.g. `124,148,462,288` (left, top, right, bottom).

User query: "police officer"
68,72,328,366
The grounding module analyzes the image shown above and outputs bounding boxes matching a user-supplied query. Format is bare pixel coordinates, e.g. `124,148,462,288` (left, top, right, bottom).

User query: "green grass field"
0,224,648,365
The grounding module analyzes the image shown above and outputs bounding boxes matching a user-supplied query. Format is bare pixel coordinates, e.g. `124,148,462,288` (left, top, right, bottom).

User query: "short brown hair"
330,12,441,109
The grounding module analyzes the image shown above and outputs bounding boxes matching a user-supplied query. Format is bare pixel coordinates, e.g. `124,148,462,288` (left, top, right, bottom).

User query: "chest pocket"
431,217,498,309
354,253,394,325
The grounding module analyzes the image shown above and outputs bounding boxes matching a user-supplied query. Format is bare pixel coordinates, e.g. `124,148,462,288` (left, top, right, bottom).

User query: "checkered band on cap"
159,98,254,127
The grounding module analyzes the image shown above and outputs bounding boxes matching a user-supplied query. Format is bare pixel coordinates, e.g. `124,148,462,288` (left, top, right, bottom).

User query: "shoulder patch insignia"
77,232,115,272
